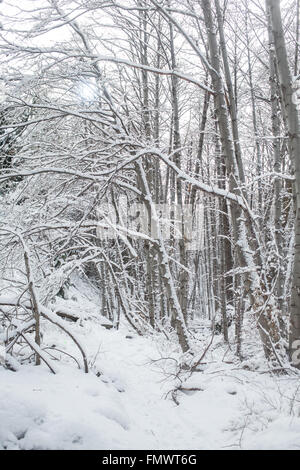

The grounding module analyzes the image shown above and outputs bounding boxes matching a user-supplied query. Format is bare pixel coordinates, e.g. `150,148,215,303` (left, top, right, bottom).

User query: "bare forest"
0,0,300,451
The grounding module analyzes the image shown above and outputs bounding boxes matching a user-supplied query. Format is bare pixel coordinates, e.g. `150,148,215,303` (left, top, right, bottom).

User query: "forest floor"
1,283,300,450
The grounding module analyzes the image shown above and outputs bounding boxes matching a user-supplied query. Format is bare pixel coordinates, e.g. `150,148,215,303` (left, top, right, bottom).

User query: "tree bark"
267,0,300,366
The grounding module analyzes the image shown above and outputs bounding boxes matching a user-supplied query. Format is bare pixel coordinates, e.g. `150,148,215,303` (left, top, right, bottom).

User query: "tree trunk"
267,0,300,366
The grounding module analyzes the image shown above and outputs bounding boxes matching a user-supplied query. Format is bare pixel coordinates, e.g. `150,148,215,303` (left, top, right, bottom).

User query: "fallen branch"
20,333,57,374
40,306,89,373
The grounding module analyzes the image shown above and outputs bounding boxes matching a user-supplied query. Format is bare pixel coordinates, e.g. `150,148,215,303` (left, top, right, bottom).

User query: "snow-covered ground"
1,313,300,450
